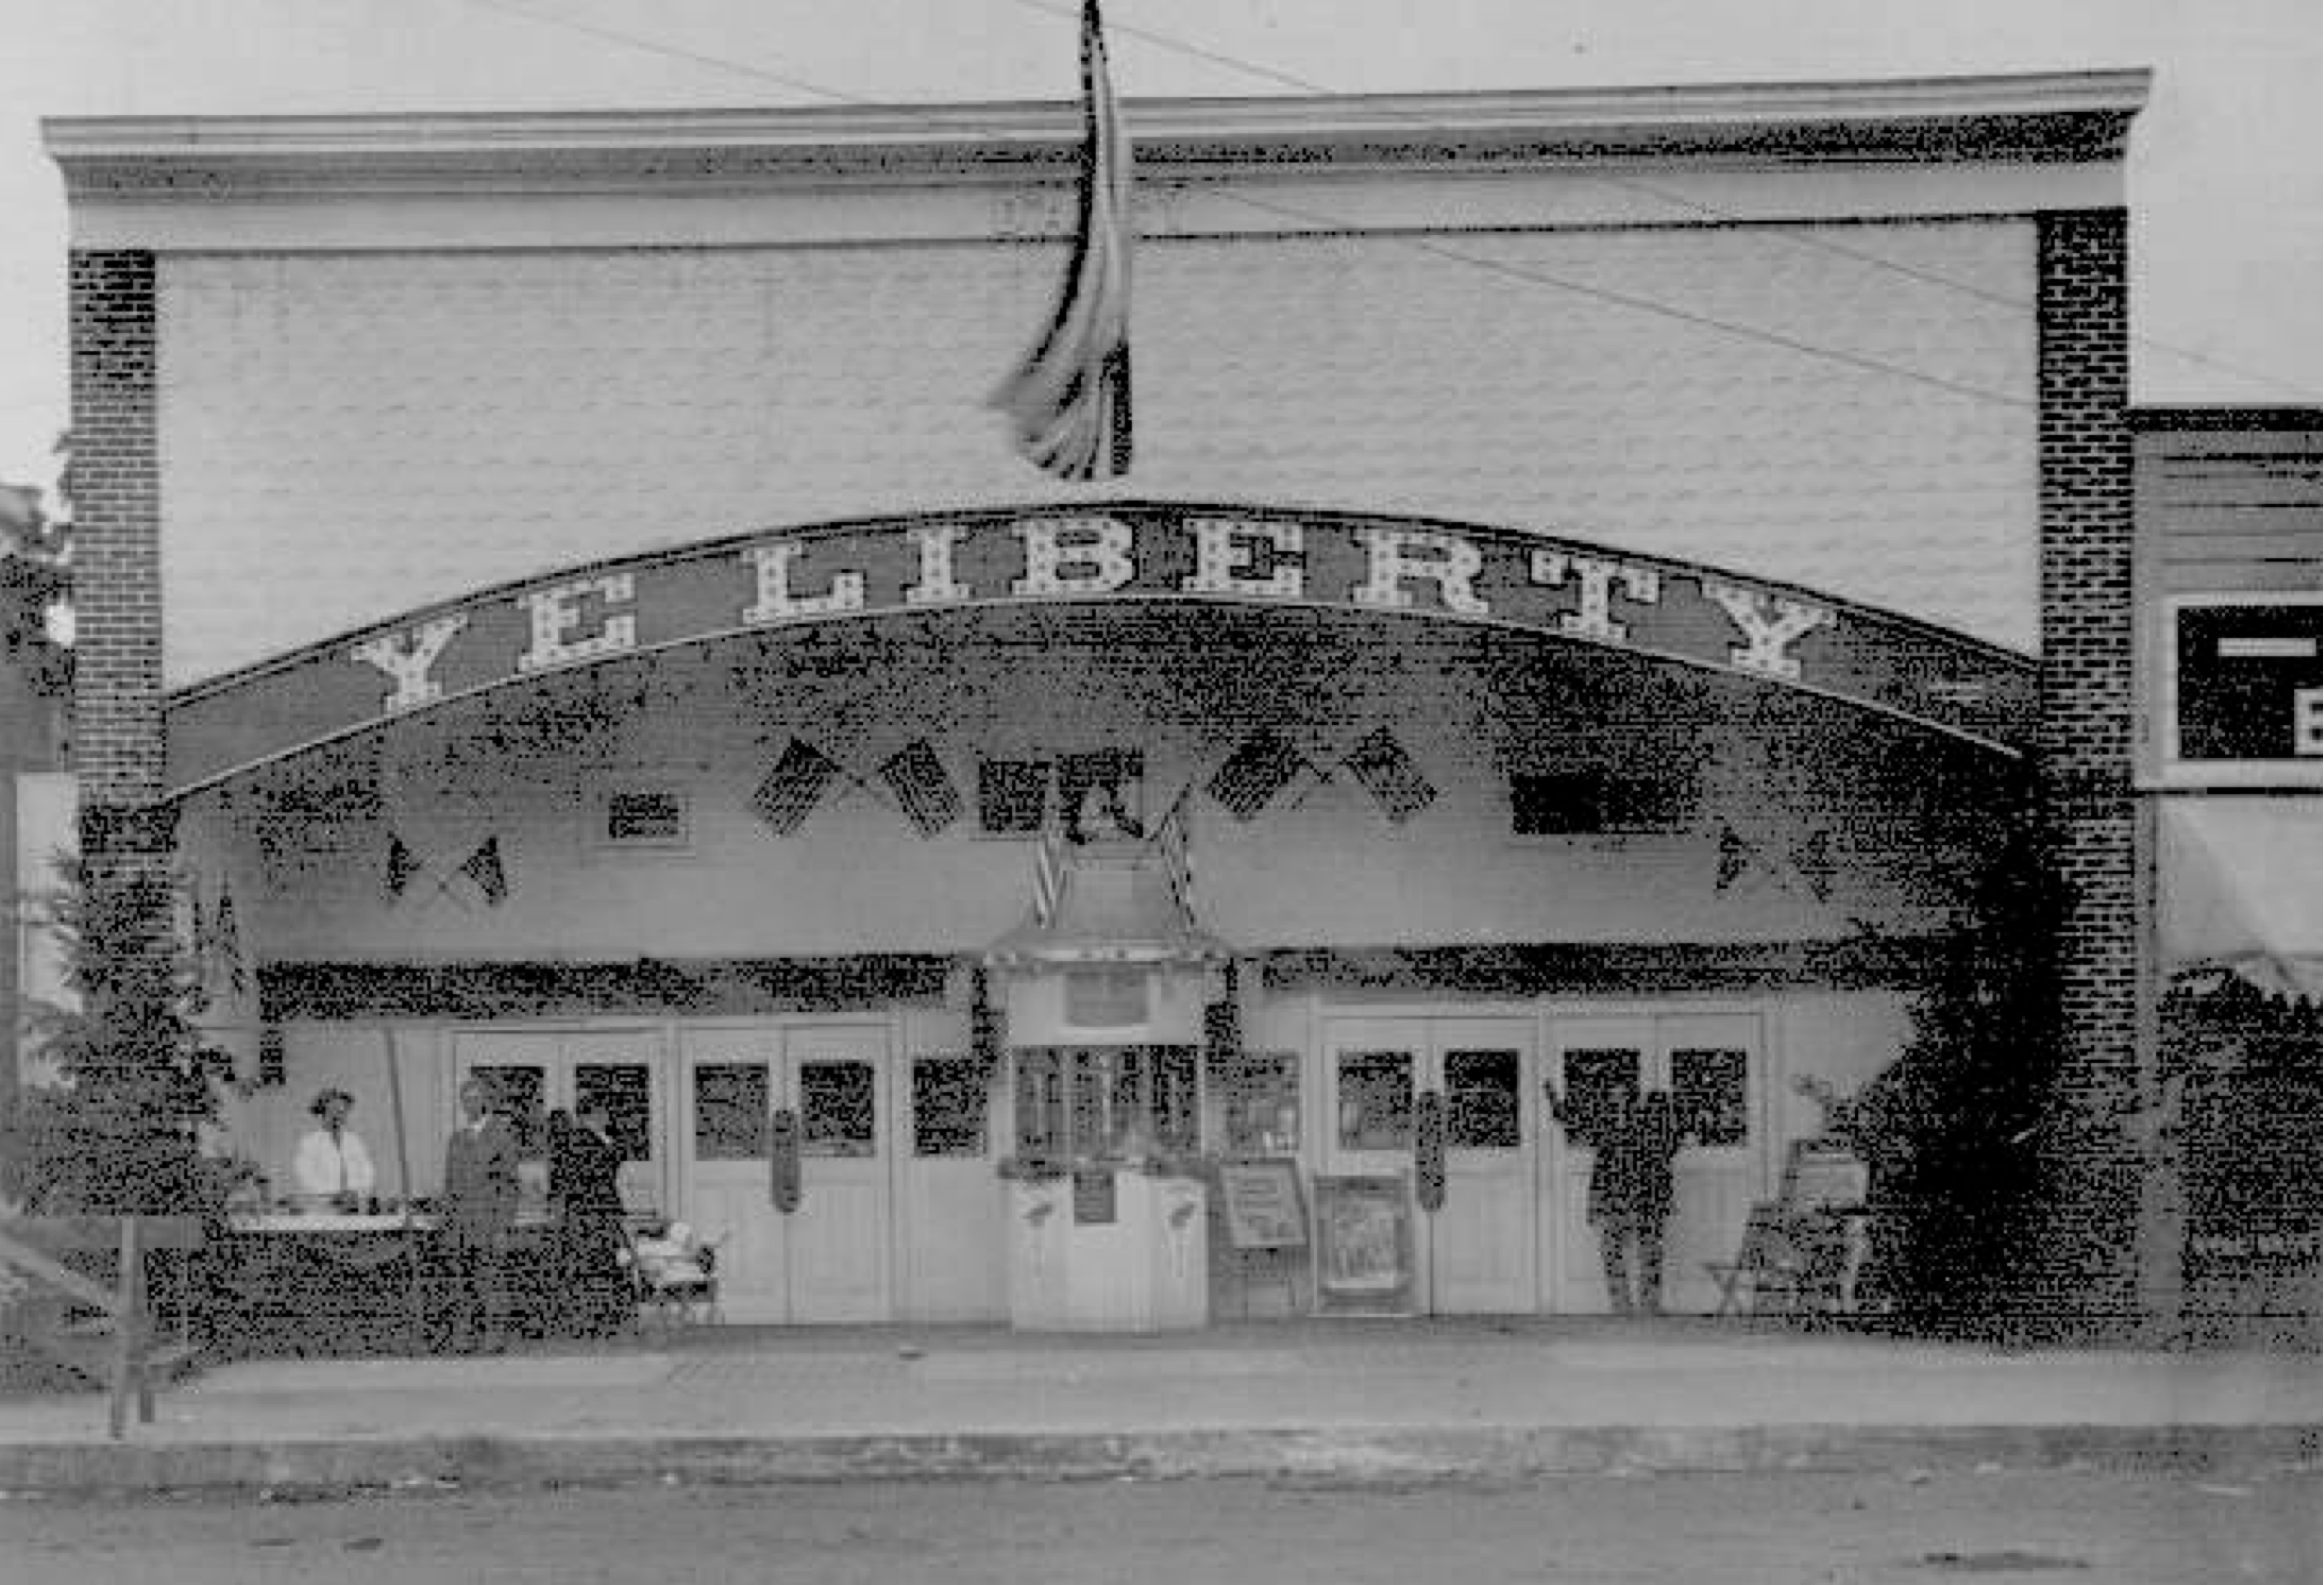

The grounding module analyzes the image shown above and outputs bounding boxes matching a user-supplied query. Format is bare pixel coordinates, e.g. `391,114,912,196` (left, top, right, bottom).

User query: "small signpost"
1219,1158,1310,1316
1310,1174,1415,1317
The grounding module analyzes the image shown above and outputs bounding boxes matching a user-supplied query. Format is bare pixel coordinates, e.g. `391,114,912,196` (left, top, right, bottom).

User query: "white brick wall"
157,218,2036,685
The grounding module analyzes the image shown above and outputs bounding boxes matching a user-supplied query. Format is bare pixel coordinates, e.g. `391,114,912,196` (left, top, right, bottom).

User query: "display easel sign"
1310,1174,1414,1316
1218,1159,1307,1250
1783,1143,1870,1212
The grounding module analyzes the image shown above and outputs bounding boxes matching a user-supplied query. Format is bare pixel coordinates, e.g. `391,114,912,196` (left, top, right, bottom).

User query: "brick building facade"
37,73,2192,1329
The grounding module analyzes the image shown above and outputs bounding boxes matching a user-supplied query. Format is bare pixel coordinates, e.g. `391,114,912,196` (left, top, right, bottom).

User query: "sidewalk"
0,1319,2315,1493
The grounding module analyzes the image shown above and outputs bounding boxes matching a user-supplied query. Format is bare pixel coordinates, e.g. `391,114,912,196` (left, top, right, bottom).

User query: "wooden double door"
679,1023,893,1325
1324,1008,1763,1315
1323,1015,1539,1314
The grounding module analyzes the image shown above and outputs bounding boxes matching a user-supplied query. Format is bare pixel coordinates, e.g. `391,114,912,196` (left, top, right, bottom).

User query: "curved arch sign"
164,502,2034,796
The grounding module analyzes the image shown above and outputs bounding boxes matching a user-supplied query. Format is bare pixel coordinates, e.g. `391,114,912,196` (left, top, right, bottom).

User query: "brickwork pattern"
68,250,171,865
2033,209,2141,1329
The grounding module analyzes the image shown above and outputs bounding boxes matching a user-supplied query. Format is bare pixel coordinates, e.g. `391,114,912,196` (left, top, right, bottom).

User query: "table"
214,1213,563,1356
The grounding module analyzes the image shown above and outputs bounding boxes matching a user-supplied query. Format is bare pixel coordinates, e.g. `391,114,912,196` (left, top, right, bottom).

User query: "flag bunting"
1342,727,1437,825
750,739,843,836
1206,730,1308,821
879,739,965,837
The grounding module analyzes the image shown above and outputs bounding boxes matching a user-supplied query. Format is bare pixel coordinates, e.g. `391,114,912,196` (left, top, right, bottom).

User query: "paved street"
1,1469,2316,1584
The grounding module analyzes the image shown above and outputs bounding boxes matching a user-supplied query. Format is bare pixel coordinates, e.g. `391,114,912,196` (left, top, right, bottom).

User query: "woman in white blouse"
291,1087,377,1209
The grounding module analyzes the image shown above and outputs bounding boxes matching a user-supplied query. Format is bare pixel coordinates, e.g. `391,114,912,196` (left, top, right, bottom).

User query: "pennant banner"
751,739,842,836
989,0,1135,481
458,836,508,907
1342,727,1437,825
385,833,422,899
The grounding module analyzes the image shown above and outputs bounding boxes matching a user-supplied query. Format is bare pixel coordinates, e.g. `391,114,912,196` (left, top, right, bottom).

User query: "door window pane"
1443,1049,1522,1149
913,1056,989,1157
1558,1048,1640,1146
574,1062,654,1162
693,1062,770,1160
1670,1047,1749,1148
1337,1050,1414,1150
799,1060,877,1158
1014,1049,1065,1159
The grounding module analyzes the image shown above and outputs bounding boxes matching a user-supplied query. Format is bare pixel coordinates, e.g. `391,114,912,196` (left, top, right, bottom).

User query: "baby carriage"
620,1219,724,1331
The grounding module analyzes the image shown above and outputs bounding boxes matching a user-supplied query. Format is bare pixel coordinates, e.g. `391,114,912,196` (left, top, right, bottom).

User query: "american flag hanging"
750,739,842,837
990,0,1135,481
1206,729,1307,821
879,739,964,837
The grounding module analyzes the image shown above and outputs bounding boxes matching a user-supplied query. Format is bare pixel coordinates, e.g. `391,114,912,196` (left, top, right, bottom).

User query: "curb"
1,1424,2315,1495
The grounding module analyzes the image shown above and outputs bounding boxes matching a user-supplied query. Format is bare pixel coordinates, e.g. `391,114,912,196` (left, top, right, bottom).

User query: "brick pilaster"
2032,209,2141,1332
68,250,174,869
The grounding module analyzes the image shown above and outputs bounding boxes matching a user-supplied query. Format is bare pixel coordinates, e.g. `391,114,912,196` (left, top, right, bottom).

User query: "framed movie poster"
1218,1158,1307,1250
1310,1173,1414,1316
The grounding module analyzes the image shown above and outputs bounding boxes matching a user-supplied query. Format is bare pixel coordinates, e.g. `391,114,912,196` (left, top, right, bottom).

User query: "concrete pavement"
0,1319,2314,1492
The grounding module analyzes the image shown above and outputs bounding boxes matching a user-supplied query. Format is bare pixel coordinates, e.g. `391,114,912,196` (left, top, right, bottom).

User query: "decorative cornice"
46,71,2150,202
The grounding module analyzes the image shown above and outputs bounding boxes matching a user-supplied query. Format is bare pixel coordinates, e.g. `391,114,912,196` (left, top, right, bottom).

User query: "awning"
2159,797,2323,1003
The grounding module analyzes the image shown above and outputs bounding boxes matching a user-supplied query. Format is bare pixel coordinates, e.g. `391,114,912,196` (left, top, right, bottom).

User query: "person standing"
439,1077,520,1352
552,1099,632,1338
1545,1081,1694,1316
290,1087,377,1211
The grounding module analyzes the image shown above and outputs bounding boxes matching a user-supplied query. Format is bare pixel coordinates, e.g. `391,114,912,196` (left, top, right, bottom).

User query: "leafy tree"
0,859,235,1215
1847,785,2067,1336
1,433,73,699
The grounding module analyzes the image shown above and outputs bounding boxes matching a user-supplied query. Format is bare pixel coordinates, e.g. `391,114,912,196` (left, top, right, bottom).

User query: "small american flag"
1151,788,1194,916
990,0,1135,481
1032,810,1068,927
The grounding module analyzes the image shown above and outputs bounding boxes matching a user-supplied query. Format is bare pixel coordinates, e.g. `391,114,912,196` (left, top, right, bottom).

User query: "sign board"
1310,1174,1414,1315
165,503,2036,795
1072,1167,1118,1226
1218,1159,1307,1249
1783,1144,1870,1212
2159,595,2323,787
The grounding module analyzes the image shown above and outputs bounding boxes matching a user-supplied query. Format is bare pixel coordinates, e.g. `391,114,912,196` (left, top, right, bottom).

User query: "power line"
1006,0,2316,401
456,0,2038,407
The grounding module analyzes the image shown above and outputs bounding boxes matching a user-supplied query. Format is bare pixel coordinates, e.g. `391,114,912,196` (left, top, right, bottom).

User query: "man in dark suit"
440,1076,521,1352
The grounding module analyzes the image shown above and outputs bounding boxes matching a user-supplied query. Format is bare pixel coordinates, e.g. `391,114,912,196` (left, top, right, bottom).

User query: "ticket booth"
987,839,1227,1332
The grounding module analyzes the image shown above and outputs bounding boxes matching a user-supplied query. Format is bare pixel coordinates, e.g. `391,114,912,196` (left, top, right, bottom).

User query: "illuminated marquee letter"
351,613,467,714
742,542,866,624
1012,516,1134,596
2296,686,2323,757
517,573,637,672
1183,518,1304,600
1704,580,1832,681
1350,528,1487,616
1529,550,1662,643
904,523,971,607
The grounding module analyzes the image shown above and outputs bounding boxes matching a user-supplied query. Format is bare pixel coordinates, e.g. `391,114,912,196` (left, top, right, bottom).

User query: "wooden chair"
1704,1202,1806,1318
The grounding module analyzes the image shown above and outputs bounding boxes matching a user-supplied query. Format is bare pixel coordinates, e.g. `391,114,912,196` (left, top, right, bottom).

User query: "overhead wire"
1003,0,2315,399
449,0,2259,410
